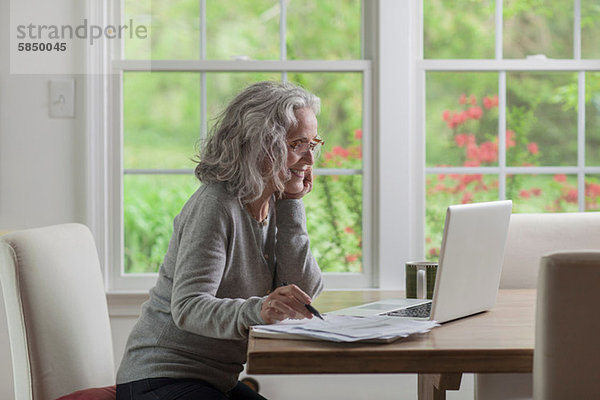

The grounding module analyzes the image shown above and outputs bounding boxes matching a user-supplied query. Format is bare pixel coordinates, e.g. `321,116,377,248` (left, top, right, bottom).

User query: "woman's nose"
302,148,315,165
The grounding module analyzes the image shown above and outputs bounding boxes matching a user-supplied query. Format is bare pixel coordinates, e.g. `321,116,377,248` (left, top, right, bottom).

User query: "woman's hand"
281,168,313,200
260,284,314,324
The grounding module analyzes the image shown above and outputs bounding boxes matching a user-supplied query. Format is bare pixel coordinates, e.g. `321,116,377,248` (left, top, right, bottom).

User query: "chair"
0,224,116,400
533,251,600,399
475,212,600,399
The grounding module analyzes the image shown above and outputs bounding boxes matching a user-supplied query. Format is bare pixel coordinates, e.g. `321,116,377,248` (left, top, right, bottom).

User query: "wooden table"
247,289,536,400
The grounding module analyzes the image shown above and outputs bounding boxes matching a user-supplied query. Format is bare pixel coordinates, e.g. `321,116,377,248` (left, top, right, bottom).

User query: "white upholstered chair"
533,250,600,400
0,224,116,400
475,212,600,399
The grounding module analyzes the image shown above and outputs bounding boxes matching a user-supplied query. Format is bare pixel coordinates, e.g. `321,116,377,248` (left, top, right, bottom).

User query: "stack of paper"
251,314,439,343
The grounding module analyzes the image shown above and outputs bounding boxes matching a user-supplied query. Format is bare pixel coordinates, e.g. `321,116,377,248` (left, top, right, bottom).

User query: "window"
92,0,373,291
420,0,600,260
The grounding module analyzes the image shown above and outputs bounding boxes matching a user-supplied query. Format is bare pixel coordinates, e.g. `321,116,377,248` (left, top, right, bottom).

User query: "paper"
252,314,439,343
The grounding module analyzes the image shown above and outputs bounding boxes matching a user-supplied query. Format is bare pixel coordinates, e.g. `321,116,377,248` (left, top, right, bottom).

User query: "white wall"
0,0,475,398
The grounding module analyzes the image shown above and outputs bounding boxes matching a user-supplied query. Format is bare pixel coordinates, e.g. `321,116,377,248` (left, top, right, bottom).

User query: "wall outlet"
49,79,75,118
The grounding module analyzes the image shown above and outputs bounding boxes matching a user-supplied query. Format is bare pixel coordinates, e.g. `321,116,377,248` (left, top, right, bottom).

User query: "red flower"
461,192,473,204
506,130,516,147
345,254,358,263
463,160,481,167
483,96,493,109
428,247,439,257
455,133,476,148
586,183,600,197
479,141,498,163
467,106,483,120
527,142,539,155
332,146,350,158
483,95,499,109
519,190,531,199
442,110,451,121
565,189,578,204
554,174,567,183
466,143,480,161
344,226,355,234
434,183,446,193
354,129,363,140
531,188,542,196
470,95,477,105
459,94,467,105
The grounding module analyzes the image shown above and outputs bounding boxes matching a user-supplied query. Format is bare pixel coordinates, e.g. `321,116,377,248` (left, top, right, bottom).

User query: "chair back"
500,212,600,288
0,224,114,400
476,212,600,400
533,250,600,399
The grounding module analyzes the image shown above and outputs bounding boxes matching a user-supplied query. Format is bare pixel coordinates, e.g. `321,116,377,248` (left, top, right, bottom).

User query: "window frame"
87,0,377,292
419,0,600,259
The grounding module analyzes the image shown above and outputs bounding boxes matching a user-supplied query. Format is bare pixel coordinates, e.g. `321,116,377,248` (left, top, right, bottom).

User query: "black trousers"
116,378,268,400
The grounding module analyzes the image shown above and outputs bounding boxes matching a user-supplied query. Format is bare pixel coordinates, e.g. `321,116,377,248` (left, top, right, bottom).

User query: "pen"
282,282,325,320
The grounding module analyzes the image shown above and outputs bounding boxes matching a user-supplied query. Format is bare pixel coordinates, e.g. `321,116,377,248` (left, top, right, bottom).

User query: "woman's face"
284,107,318,194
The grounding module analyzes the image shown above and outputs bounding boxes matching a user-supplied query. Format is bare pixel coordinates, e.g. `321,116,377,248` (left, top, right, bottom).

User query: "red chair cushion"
55,385,116,400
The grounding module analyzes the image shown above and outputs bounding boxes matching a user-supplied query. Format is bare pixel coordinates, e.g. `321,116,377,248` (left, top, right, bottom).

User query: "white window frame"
86,0,379,292
418,0,600,261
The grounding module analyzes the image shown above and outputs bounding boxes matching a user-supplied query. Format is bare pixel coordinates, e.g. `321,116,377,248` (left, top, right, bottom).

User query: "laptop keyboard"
385,302,432,318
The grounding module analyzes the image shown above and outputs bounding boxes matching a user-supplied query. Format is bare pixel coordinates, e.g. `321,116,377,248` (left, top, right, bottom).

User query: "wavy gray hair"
195,81,320,203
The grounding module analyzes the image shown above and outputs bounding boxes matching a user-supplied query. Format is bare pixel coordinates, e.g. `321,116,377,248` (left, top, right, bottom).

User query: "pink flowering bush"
303,128,363,272
425,92,582,260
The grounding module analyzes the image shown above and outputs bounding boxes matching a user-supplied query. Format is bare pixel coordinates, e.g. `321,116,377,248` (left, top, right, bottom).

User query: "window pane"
586,73,600,166
123,72,200,169
304,175,362,273
426,72,498,167
123,0,152,59
125,0,200,59
508,174,578,213
582,0,600,59
423,0,495,59
124,174,199,273
585,176,600,211
205,73,282,124
289,73,363,170
507,72,577,166
503,0,573,59
206,0,279,60
286,0,361,60
426,174,499,261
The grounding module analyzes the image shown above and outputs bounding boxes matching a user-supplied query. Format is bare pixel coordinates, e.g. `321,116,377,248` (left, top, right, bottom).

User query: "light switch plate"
49,79,75,118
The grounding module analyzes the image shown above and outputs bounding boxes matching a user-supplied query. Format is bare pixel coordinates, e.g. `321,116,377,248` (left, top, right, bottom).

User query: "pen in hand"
282,282,325,320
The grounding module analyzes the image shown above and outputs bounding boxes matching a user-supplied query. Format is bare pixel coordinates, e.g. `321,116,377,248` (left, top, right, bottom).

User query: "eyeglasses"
288,137,324,155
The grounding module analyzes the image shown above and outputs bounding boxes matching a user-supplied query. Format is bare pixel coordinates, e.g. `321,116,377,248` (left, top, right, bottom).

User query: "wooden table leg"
417,373,463,400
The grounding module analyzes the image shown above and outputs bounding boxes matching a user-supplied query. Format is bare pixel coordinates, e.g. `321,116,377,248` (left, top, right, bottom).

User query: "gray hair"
195,81,320,203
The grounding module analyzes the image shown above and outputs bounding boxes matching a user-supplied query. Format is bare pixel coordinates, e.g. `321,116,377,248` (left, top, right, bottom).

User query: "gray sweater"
116,182,323,392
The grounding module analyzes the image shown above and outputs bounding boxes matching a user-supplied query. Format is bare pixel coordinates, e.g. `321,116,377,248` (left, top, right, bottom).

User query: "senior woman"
116,81,324,400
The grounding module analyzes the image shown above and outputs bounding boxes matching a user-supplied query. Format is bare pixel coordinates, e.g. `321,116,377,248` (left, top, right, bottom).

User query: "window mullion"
498,71,507,200
575,0,585,211
574,0,581,60
280,0,287,82
495,0,503,60
578,71,586,211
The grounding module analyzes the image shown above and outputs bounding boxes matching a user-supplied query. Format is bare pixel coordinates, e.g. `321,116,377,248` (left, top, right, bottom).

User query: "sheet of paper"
252,314,439,342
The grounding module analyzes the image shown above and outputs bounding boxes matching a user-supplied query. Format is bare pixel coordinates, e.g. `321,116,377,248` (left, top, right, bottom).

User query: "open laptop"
329,200,513,323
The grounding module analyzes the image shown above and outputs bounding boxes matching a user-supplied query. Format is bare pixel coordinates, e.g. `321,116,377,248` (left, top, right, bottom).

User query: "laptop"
329,200,513,323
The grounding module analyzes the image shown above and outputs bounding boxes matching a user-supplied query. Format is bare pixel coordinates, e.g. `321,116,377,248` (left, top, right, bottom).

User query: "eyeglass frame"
287,137,324,155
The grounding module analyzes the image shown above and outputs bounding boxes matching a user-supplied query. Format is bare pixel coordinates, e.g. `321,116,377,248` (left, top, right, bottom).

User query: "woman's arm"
169,196,264,340
273,199,324,298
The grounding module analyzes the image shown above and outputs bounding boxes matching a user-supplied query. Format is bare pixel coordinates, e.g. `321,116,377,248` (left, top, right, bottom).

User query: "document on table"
251,314,439,343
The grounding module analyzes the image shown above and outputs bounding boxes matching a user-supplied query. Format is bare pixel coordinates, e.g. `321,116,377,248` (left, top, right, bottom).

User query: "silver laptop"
329,200,513,323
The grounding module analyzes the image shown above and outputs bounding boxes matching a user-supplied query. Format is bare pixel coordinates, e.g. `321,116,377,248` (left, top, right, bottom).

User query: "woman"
116,81,324,400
